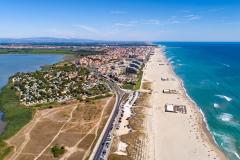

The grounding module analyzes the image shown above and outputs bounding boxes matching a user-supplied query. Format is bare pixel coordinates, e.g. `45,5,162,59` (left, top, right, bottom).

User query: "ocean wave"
222,63,231,68
213,103,220,108
213,132,240,159
215,95,232,102
218,113,233,122
217,113,240,128
167,56,175,62
177,63,185,66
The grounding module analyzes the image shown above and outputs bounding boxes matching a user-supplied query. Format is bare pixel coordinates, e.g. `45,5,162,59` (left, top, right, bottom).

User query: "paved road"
89,72,126,160
93,79,125,160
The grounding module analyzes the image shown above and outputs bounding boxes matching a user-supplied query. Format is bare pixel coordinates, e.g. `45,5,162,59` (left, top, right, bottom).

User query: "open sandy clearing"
6,96,115,160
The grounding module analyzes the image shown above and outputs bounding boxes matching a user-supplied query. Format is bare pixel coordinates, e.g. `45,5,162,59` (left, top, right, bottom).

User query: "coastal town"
0,0,238,159
76,46,153,89
11,64,110,105
0,44,156,160
9,46,154,106
0,44,228,160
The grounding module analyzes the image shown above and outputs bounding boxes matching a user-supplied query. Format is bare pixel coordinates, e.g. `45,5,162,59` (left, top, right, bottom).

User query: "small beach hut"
165,104,175,112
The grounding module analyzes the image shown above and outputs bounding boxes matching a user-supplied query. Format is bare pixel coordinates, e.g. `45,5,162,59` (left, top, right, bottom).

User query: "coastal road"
89,76,125,160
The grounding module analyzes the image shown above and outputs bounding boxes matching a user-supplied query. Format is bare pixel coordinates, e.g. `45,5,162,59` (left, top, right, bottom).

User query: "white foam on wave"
213,132,240,159
178,74,220,150
167,56,175,62
177,63,185,66
217,113,240,128
218,113,233,122
216,95,232,102
222,63,231,68
176,59,181,62
213,103,220,108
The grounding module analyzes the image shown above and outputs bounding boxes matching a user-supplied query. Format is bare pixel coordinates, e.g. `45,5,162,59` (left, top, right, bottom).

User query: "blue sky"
0,0,240,41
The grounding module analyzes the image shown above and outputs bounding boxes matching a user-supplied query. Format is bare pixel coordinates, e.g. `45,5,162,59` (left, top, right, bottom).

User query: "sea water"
0,54,64,133
157,42,240,160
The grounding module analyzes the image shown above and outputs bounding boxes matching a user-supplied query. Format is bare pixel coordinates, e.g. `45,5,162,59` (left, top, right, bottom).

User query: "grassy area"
122,69,144,91
133,70,143,90
0,48,75,55
0,84,33,159
31,102,60,110
0,48,103,56
122,83,134,90
0,141,13,160
75,49,102,57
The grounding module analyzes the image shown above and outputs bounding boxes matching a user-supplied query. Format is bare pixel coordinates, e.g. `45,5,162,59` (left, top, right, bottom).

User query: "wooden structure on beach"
165,104,187,114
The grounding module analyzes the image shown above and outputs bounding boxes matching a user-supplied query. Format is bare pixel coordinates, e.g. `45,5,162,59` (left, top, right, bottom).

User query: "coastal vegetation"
0,48,75,55
134,70,143,90
51,145,65,157
122,70,144,90
0,83,33,159
122,83,134,90
0,48,103,57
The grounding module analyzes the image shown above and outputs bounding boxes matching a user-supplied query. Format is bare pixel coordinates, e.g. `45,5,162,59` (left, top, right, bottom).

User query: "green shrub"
51,145,65,157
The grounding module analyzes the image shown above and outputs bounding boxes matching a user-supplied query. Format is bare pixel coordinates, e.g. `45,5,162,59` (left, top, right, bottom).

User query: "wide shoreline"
164,50,225,157
161,46,221,149
142,46,226,160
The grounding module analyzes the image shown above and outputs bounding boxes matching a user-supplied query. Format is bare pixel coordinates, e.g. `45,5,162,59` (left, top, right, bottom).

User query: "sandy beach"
142,47,226,160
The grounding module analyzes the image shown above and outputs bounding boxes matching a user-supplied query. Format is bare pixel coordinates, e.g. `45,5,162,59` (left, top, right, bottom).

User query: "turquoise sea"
0,54,64,133
157,42,240,160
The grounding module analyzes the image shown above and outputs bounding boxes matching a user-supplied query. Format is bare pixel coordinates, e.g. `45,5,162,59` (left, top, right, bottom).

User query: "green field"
0,48,75,55
0,84,33,159
0,48,103,57
122,69,144,91
133,70,143,90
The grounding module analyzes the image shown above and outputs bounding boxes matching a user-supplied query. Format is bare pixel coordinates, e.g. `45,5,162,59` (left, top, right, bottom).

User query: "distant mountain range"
0,37,153,46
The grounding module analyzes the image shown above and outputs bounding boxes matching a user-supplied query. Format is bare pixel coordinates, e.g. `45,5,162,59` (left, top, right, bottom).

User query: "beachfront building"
126,66,139,74
165,104,175,112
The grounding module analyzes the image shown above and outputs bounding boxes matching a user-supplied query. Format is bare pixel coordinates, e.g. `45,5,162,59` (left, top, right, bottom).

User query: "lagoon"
0,54,64,133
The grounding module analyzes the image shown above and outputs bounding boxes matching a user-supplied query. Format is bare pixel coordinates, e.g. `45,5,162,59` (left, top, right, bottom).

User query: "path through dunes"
6,97,115,160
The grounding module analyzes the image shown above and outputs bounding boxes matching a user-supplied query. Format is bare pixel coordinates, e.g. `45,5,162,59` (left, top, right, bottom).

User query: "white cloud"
164,16,181,24
114,21,137,27
114,23,134,27
185,14,201,20
145,19,160,25
73,24,98,33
